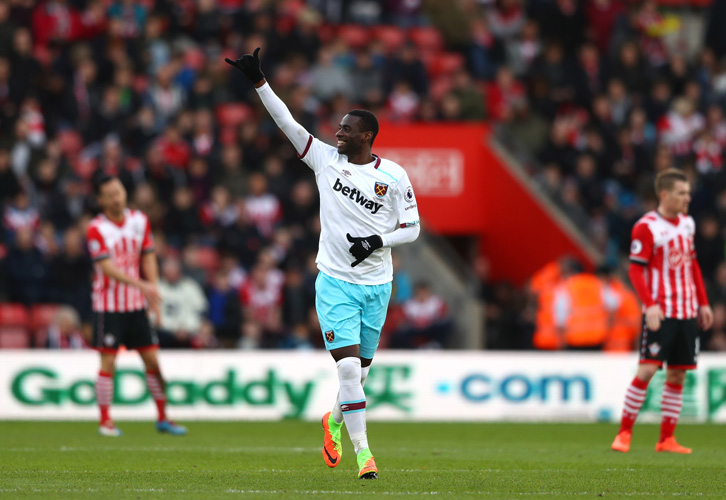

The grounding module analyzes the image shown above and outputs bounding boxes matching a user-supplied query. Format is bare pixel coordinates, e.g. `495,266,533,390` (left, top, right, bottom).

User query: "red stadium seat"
29,304,60,332
372,25,407,53
425,52,465,78
336,24,371,49
0,303,28,327
408,26,444,52
0,327,31,348
215,103,253,128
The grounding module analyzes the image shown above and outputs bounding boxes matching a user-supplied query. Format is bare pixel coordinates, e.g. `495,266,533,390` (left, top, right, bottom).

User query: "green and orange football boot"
322,411,342,468
357,448,378,479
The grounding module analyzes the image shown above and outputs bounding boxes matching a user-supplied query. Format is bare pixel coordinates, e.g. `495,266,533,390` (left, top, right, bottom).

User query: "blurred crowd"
474,0,726,352
0,0,458,350
0,0,724,351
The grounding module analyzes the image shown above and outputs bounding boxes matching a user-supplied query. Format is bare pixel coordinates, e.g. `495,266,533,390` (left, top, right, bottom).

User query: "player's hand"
224,47,265,84
139,281,162,309
698,305,714,330
346,233,383,267
149,302,162,327
645,304,664,331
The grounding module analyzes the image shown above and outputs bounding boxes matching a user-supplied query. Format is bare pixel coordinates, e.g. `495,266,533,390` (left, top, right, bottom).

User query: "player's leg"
347,280,392,479
316,272,362,469
613,318,670,452
330,345,377,478
655,368,689,452
128,310,187,435
656,318,697,453
97,352,121,436
323,358,373,467
138,347,187,436
92,311,122,436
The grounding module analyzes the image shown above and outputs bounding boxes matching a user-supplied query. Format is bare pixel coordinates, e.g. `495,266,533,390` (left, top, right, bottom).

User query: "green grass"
0,421,725,499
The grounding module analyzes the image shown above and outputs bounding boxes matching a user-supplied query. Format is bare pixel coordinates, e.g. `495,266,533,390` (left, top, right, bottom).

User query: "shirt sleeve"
298,137,338,175
380,172,421,247
255,82,337,174
393,172,420,228
86,225,110,261
629,223,654,264
141,217,155,253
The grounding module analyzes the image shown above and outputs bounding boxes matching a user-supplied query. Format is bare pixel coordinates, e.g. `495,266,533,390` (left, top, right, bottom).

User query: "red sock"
96,371,113,424
659,382,683,442
146,371,167,422
619,376,649,433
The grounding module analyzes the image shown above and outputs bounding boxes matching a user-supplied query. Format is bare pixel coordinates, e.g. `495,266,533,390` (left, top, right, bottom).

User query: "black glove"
225,47,265,84
346,233,383,268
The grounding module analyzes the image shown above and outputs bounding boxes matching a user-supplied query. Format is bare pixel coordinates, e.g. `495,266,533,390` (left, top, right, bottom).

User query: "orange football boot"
321,411,342,468
611,430,632,453
655,437,692,454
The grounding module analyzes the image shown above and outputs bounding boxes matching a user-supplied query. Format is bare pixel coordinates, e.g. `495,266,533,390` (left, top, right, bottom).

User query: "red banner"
375,123,594,284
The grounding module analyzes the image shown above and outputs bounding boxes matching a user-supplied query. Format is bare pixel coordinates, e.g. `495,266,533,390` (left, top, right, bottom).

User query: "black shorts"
639,317,699,369
92,310,158,353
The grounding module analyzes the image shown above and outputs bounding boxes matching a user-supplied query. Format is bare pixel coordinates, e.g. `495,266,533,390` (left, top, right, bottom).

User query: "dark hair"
92,171,116,195
347,109,379,146
654,168,687,196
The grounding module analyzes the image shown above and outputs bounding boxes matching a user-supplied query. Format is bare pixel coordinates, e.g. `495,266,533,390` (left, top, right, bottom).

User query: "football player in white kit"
226,48,420,479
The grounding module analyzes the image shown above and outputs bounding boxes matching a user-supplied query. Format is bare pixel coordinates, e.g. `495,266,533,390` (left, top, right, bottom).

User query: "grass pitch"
0,421,724,499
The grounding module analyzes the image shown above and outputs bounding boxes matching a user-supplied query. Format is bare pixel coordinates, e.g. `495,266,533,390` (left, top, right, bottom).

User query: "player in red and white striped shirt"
612,168,713,454
87,173,186,437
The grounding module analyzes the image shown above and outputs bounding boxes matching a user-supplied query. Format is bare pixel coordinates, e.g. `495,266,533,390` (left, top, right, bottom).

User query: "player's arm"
96,257,161,310
692,258,713,330
628,223,663,331
225,48,311,156
346,174,421,267
140,218,162,323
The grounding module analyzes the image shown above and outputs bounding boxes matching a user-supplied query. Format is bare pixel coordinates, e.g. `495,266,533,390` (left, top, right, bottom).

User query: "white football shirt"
298,136,420,285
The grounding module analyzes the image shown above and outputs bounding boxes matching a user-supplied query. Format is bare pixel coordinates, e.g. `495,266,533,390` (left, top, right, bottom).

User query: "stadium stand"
0,0,724,352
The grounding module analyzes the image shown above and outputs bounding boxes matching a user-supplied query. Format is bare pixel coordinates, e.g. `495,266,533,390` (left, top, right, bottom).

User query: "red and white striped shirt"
86,209,155,313
629,211,699,319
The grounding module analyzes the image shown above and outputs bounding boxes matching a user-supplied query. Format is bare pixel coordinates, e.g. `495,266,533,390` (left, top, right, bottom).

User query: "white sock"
336,357,369,454
332,364,370,425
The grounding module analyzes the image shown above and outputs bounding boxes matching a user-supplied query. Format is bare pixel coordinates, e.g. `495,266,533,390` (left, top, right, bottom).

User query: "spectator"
207,270,243,349
164,186,202,248
47,226,92,321
3,227,46,305
240,264,284,348
245,172,281,240
384,42,428,97
552,265,619,350
390,282,452,349
309,46,354,102
157,257,209,348
0,148,20,208
3,191,39,239
45,306,86,349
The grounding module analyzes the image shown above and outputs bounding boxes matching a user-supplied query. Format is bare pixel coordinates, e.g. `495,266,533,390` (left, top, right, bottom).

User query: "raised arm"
225,48,311,155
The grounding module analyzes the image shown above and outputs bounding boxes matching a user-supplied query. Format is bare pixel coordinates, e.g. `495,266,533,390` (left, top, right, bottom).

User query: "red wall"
376,122,594,284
